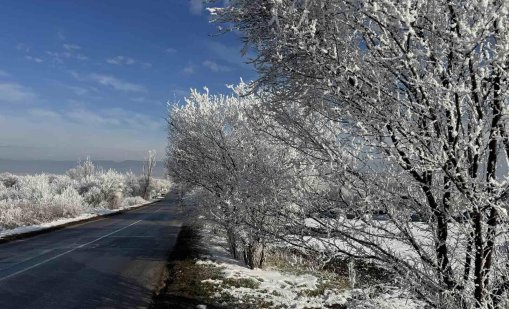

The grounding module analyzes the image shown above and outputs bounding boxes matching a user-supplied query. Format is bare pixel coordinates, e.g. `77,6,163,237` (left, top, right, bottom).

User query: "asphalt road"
0,192,183,309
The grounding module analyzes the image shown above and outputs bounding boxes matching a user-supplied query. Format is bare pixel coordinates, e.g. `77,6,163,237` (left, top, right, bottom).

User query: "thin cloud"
16,43,31,53
207,41,253,70
88,73,147,93
57,30,66,41
66,85,90,96
47,49,88,63
183,64,196,75
28,108,61,119
0,82,37,104
63,44,81,51
67,109,121,126
0,70,10,77
75,54,88,61
0,107,165,160
131,97,146,103
106,55,136,65
202,60,232,72
25,55,44,63
189,0,203,15
166,47,177,54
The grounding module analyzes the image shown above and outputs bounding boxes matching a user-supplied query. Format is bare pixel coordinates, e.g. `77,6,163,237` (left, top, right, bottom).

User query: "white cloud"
166,47,177,54
202,60,231,72
189,0,203,15
87,73,147,93
141,62,152,69
0,82,37,103
28,108,60,119
106,55,136,65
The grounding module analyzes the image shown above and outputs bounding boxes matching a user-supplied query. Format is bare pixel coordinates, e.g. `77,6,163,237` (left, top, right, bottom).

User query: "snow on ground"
0,201,152,239
197,258,350,308
196,227,426,309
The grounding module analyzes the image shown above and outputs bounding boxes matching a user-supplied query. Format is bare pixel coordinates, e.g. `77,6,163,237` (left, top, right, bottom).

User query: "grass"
222,277,261,289
165,260,224,300
152,225,388,308
323,258,393,288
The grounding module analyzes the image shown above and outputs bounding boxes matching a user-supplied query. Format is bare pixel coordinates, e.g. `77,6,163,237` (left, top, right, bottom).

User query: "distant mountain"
0,159,167,177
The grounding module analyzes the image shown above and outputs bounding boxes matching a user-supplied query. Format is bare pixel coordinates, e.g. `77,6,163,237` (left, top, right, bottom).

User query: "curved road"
0,192,182,309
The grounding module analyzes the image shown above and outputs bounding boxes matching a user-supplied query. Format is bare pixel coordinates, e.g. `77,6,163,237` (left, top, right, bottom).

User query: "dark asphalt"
0,192,183,309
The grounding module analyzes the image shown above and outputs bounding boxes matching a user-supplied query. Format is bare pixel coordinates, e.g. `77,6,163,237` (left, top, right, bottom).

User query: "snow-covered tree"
167,85,299,268
67,157,95,180
213,1,509,307
141,150,157,200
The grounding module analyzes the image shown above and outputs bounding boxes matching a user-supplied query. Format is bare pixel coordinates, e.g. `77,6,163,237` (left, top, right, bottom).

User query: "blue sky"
0,0,256,161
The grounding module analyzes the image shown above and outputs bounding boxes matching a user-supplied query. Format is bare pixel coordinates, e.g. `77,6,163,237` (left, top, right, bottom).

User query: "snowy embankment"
0,200,152,240
194,226,425,309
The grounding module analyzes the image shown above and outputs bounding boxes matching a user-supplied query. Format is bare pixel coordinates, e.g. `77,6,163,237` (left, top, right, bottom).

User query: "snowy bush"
122,196,147,207
0,184,84,229
0,160,171,231
150,178,171,197
67,157,96,180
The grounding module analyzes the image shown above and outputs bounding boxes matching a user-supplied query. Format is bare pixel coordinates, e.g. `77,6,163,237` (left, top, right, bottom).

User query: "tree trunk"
473,210,485,307
226,227,238,259
243,241,265,269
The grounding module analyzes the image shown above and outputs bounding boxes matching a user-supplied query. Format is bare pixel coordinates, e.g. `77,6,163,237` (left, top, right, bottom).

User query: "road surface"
0,192,183,309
